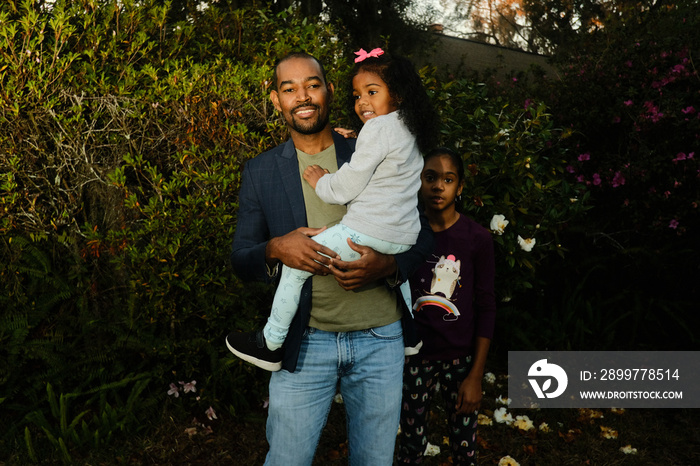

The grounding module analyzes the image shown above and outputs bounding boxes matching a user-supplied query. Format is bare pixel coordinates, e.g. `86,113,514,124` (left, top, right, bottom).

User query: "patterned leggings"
397,356,478,466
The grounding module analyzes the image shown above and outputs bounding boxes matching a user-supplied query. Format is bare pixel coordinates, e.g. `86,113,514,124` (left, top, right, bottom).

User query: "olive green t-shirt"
296,146,401,332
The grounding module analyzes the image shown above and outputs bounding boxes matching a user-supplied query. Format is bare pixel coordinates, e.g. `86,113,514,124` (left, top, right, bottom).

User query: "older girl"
397,147,496,465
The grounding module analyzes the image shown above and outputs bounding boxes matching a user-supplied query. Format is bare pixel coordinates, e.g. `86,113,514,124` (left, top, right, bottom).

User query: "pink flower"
669,219,679,229
566,165,576,173
611,172,626,187
524,98,533,109
681,106,696,114
592,173,602,186
168,383,180,398
673,152,687,163
578,152,591,162
205,406,218,420
671,64,686,74
623,100,634,106
643,101,663,122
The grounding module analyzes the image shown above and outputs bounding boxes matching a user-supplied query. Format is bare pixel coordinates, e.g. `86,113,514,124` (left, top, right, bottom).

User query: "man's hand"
302,164,330,190
328,238,397,290
266,227,339,275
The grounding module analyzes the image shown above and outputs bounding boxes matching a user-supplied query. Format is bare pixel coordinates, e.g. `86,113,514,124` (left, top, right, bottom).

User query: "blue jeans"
264,320,405,466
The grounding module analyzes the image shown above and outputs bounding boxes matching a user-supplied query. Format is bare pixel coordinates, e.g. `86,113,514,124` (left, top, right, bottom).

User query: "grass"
46,371,697,466
5,352,698,465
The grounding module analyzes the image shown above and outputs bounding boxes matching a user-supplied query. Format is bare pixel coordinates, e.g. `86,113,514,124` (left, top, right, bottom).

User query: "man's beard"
288,104,329,135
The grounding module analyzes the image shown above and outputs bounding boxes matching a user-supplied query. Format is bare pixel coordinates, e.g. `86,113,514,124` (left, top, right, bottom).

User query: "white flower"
498,455,520,466
483,372,496,384
167,383,180,398
538,422,551,432
494,407,513,425
517,235,536,252
496,395,511,405
513,415,534,431
620,445,638,455
424,442,440,457
181,380,197,393
334,393,344,404
205,406,218,421
478,413,493,426
490,214,509,235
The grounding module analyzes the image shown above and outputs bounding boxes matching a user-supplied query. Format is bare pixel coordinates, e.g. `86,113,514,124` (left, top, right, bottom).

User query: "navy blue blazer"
231,131,434,371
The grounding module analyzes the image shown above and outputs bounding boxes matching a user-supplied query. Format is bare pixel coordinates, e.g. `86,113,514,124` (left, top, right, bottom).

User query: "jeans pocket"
367,321,403,341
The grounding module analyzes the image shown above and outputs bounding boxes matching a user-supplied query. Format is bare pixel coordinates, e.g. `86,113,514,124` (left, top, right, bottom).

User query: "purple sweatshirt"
409,214,496,360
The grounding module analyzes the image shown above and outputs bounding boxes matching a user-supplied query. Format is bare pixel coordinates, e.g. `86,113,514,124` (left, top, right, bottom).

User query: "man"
229,52,433,465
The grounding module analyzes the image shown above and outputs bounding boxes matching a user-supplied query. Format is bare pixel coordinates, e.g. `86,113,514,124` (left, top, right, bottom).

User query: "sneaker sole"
226,339,282,372
404,340,423,356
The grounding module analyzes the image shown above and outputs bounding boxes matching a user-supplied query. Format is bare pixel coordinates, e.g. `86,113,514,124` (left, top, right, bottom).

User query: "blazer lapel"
276,132,357,229
276,139,307,228
333,131,354,167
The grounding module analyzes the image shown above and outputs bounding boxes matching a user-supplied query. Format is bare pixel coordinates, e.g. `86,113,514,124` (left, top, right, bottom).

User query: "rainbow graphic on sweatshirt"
412,295,460,316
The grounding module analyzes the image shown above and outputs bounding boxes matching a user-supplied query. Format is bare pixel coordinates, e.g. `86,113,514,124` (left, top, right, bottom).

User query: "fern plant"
22,376,154,464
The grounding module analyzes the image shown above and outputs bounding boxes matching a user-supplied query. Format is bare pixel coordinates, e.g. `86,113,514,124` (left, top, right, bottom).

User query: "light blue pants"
263,223,412,348
264,321,405,465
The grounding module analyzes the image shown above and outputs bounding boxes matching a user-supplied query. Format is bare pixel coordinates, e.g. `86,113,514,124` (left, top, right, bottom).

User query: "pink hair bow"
354,48,384,63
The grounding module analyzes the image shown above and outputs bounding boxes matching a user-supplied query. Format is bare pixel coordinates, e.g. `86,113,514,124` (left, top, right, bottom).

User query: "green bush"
0,0,346,461
549,2,700,245
531,1,699,351
429,76,589,300
452,3,699,353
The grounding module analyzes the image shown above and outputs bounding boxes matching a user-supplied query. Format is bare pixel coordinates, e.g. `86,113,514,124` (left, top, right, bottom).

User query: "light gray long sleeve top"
315,111,423,245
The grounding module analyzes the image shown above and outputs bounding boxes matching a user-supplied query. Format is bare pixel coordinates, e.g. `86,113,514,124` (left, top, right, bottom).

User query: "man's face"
270,57,333,136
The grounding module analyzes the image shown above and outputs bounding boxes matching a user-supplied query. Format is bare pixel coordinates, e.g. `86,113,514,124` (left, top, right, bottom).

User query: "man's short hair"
271,52,328,91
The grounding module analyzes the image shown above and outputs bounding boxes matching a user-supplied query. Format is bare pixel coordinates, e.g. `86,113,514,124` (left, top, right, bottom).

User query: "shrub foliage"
0,0,345,461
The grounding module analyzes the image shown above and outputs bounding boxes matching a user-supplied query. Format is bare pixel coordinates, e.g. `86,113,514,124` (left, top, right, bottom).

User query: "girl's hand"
303,164,329,189
455,375,483,415
334,127,357,139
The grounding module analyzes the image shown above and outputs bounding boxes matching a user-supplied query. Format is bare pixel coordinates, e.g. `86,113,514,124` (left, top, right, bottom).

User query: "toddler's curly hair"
346,53,439,154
